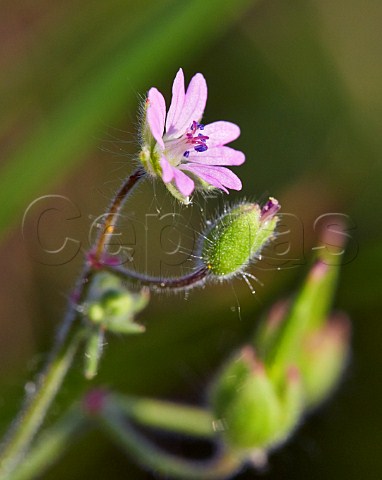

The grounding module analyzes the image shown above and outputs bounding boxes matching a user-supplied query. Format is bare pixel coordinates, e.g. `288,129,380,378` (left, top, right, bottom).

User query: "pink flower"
140,69,245,203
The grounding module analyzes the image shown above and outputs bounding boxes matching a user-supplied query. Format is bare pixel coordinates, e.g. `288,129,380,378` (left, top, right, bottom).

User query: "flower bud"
200,199,280,279
299,314,350,408
209,347,285,453
87,273,148,334
82,273,148,379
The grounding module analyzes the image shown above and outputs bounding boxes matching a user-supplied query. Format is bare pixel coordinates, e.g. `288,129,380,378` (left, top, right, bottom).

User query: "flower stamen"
184,120,209,157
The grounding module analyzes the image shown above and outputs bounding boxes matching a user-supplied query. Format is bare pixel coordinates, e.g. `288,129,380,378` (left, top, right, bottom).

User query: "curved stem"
55,167,146,351
0,330,84,479
102,264,210,291
12,391,234,480
0,168,147,478
98,398,243,480
93,167,146,260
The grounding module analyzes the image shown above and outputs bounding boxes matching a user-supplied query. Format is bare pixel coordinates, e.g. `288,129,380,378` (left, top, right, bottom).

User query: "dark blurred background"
0,0,381,478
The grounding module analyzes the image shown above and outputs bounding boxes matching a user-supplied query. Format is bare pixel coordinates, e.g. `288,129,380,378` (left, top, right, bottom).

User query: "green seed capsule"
209,347,304,454
210,347,282,452
201,199,279,278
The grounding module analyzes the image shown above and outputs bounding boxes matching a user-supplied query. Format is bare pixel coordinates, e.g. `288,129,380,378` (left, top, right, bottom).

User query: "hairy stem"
102,264,210,291
57,167,146,349
94,166,146,259
0,168,147,478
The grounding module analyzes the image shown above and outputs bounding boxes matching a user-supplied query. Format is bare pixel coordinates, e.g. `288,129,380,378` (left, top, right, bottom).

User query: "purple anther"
185,121,209,152
183,151,190,158
194,144,208,153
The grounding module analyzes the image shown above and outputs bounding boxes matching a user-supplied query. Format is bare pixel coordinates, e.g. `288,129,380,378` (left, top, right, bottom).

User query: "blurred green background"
0,0,381,478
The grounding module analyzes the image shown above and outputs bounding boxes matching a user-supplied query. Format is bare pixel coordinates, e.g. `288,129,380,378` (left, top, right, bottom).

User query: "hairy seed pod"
200,198,280,279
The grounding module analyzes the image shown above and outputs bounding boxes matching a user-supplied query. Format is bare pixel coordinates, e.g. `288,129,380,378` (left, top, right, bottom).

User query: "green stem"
10,407,86,480
98,398,242,480
0,330,84,479
114,394,215,439
0,167,147,479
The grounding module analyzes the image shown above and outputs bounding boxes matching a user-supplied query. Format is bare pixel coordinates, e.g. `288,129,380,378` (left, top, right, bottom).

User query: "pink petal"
181,164,242,191
187,146,245,166
173,168,195,196
182,165,228,193
174,73,207,137
147,87,166,148
160,157,174,183
202,121,241,147
165,69,185,136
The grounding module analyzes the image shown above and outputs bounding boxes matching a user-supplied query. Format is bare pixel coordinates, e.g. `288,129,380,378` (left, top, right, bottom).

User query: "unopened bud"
200,199,280,279
87,273,148,334
209,347,283,453
299,314,350,408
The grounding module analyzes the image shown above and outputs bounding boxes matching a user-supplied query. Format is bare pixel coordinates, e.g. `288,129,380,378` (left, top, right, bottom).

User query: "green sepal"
165,182,191,205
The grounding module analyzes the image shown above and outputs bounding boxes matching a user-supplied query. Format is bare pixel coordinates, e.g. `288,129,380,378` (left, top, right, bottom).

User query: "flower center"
183,121,209,158
161,121,210,167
